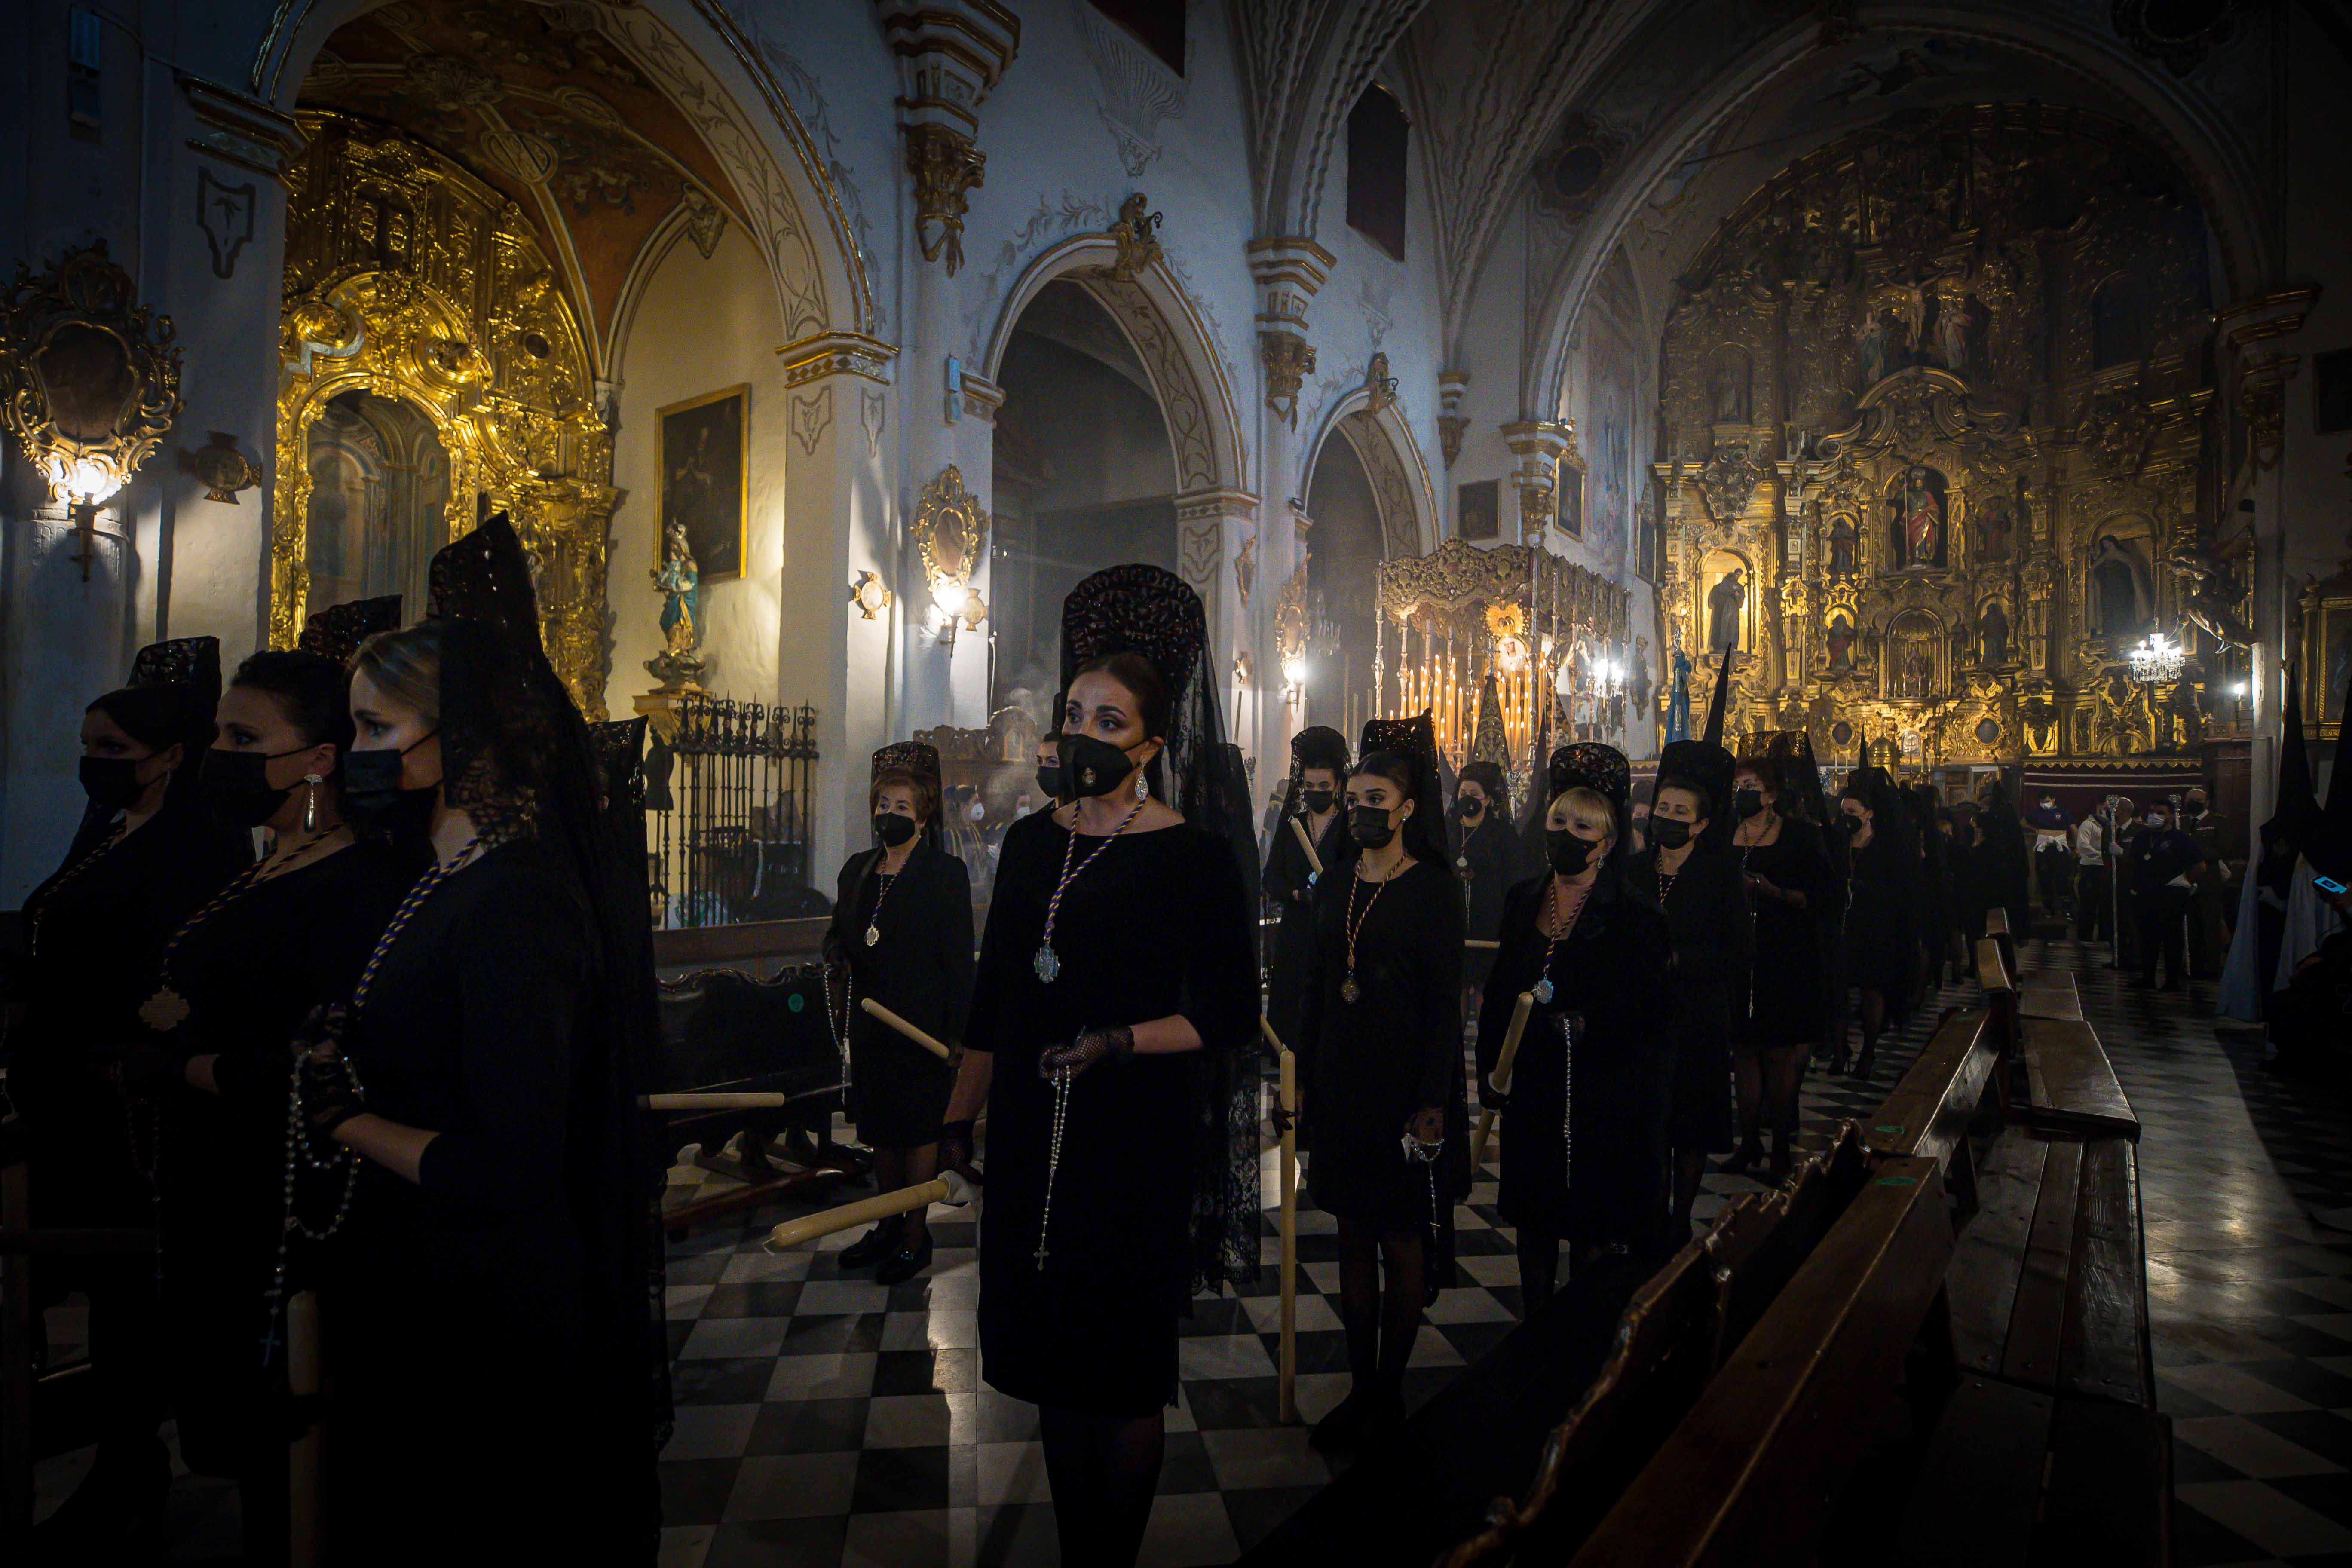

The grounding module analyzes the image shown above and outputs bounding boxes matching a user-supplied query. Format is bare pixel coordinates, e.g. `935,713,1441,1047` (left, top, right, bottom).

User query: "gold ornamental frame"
655,382,751,583
271,115,618,715
913,463,988,608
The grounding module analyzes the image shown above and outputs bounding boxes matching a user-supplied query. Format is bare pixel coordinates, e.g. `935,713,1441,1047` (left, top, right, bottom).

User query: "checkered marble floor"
649,973,1973,1568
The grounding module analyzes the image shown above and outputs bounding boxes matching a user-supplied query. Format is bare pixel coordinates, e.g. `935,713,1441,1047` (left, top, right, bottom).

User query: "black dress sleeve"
937,851,976,1047
1417,869,1467,1111
1176,831,1256,1056
413,870,593,1207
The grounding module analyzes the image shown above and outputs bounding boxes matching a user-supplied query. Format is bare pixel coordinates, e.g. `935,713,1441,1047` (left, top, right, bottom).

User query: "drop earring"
303,774,322,833
1136,772,1148,802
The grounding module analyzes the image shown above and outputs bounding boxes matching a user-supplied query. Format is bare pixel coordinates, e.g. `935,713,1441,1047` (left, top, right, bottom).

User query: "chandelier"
1586,649,1626,701
2126,631,2183,685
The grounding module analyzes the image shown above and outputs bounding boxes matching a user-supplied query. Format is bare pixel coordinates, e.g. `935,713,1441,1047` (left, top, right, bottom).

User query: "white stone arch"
248,0,873,343
980,236,1249,499
1302,394,1439,560
1522,4,2273,418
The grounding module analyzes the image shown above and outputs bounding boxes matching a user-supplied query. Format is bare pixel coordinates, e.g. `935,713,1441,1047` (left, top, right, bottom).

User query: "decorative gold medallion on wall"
914,463,988,627
0,241,182,578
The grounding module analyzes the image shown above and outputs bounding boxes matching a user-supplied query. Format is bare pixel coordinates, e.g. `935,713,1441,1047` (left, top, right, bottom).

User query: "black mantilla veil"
424,516,674,1473
1357,713,1452,874
873,740,946,851
70,636,226,856
1283,725,1352,818
298,594,403,665
1057,563,1259,1295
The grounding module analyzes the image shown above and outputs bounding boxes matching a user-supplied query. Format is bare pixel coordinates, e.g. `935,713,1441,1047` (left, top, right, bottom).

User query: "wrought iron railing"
646,696,822,929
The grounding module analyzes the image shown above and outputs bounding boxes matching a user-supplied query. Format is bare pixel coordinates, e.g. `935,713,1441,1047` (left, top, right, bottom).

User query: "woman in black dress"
942,565,1257,1568
294,520,662,1561
1478,744,1671,1306
1631,743,1750,1243
1722,749,1834,1184
1455,759,1523,1004
12,638,247,1551
824,742,973,1282
1296,731,1466,1451
1264,725,1349,1056
1838,763,1921,1084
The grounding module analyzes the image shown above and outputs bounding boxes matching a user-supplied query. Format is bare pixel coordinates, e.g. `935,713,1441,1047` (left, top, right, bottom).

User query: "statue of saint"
2088,534,2153,636
1825,612,1856,672
646,517,708,691
1828,514,1858,577
1664,647,1694,741
1855,311,1888,387
1900,649,1934,699
1710,357,1748,424
1630,637,1654,711
1706,567,1746,653
1894,467,1943,567
1976,496,2012,562
1979,601,2010,667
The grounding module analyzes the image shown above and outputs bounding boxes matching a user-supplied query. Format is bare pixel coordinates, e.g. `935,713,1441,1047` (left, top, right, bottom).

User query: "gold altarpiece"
273,114,618,715
1652,105,2235,769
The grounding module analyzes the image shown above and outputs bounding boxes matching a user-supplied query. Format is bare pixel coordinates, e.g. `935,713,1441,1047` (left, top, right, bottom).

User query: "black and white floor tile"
34,934,2351,1564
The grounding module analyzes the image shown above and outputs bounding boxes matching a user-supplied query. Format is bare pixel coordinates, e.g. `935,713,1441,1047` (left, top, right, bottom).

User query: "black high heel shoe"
839,1221,900,1270
1851,1044,1877,1084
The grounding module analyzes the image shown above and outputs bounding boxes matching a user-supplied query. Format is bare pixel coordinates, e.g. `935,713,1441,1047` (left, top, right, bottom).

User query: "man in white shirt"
2074,802,2113,944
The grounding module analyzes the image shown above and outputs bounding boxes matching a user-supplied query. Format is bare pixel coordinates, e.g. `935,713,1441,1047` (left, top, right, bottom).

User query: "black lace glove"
291,1004,366,1142
1269,1100,1295,1138
1038,1024,1134,1080
1479,1079,1512,1113
937,1119,978,1182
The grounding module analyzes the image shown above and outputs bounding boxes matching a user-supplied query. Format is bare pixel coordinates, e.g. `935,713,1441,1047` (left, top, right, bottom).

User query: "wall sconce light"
0,241,183,581
849,569,894,620
914,463,989,652
1281,653,1309,691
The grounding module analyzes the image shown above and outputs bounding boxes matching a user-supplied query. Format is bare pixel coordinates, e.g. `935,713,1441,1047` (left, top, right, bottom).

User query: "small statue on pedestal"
646,516,710,692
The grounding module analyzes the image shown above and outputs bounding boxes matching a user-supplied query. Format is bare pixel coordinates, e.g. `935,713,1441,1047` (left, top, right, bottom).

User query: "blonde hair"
350,623,441,724
1549,785,1616,837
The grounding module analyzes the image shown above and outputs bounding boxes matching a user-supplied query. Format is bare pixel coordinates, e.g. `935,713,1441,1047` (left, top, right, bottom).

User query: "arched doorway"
303,389,450,613
1302,397,1436,735
989,279,1179,719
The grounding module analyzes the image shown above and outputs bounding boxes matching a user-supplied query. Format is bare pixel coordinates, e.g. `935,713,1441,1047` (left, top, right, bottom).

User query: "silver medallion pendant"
864,925,881,947
1034,945,1062,984
1532,977,1555,1004
1341,974,1361,1004
1456,855,1469,870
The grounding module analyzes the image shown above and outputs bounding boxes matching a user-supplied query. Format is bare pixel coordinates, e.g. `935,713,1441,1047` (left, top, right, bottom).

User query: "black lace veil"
424,517,673,1482
298,595,403,664
1282,726,1351,818
1359,714,1452,874
1057,564,1259,1295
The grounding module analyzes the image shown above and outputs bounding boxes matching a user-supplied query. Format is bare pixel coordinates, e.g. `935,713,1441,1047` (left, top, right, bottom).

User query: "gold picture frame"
658,383,750,582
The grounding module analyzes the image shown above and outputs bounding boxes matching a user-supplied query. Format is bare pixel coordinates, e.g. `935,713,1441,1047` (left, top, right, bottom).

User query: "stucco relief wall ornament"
907,124,987,276
0,241,182,579
1697,440,1765,524
1101,193,1163,283
915,463,989,635
1260,333,1316,429
179,431,263,503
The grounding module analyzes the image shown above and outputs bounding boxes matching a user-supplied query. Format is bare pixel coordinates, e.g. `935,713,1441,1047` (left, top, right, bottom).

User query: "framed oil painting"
659,384,749,581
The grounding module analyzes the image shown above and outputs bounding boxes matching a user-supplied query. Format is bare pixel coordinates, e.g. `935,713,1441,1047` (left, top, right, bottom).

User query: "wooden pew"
1864,1004,1997,1210
1568,1152,1952,1567
1242,1129,1876,1568
654,963,867,1236
1983,906,2018,989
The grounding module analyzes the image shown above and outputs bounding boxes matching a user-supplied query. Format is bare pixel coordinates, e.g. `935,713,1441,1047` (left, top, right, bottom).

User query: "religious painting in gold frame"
658,383,750,582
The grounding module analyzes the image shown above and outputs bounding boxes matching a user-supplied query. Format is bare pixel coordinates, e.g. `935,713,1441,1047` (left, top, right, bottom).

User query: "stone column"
1176,485,1262,769
777,330,900,884
1246,236,1333,775
875,1,1018,735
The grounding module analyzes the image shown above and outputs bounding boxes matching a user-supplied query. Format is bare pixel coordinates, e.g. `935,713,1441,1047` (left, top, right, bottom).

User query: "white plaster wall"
605,224,800,719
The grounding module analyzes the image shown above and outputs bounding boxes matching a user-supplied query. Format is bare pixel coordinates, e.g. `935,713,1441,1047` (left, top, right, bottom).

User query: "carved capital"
1259,330,1315,428
1246,235,1335,328
874,0,1021,136
776,330,899,387
1501,419,1573,543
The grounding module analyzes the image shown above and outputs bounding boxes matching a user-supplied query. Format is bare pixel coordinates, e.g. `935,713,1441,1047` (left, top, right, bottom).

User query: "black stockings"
1856,990,1887,1081
1039,1405,1164,1567
1336,1219,1426,1396
1517,1232,1560,1311
870,1142,938,1246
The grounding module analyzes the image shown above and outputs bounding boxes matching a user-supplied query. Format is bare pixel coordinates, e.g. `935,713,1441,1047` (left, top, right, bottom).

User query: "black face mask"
1735,787,1766,820
201,747,307,828
1456,798,1485,821
1648,818,1693,850
1840,813,1865,835
873,812,916,848
1348,803,1398,848
1301,787,1335,815
2184,802,2206,818
343,733,438,833
78,754,149,807
1547,828,1599,876
1034,763,1063,801
1061,734,1139,799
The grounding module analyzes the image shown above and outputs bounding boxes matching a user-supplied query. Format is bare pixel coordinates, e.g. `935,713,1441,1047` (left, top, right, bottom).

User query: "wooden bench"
1241,1128,1875,1568
1567,1152,1953,1567
1864,1004,1999,1209
1983,906,2018,990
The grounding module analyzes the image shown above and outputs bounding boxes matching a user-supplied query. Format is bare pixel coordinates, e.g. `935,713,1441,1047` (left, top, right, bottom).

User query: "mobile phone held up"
2316,874,2349,897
